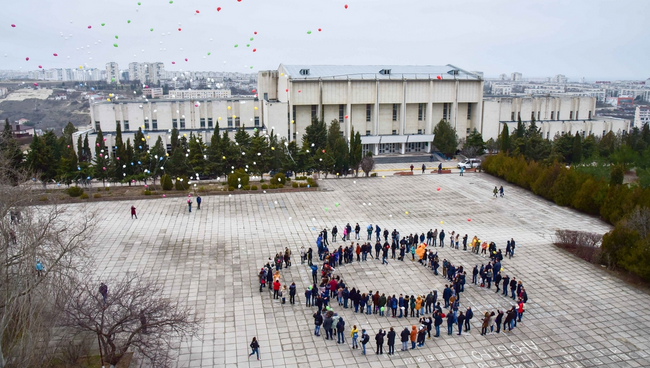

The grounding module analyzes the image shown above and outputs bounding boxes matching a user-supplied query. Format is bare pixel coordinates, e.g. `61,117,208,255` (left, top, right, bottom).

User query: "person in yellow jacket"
415,296,423,317
350,325,359,349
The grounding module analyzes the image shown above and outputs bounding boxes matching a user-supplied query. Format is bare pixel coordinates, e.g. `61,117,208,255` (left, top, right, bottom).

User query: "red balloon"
178,28,181,31
252,89,256,93
87,25,92,29
285,89,288,92
196,10,200,13
172,61,176,64
322,150,325,153
254,31,257,35
345,115,349,119
253,48,256,52
436,187,441,191
11,24,16,28
344,4,348,8
237,0,241,2
185,58,188,61
318,28,322,32
38,65,42,69
298,90,301,93
53,53,58,56
217,7,221,11
436,75,441,80
467,219,471,222
25,57,29,61
33,83,38,86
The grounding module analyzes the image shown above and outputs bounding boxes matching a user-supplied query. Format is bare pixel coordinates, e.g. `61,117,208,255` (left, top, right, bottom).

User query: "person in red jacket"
131,205,137,219
329,278,338,298
273,280,281,299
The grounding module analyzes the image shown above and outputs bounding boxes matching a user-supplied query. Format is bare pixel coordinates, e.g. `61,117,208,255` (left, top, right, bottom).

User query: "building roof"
279,64,481,81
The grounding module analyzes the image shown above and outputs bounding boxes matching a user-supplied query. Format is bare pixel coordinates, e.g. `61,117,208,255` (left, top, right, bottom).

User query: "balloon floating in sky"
234,44,238,47
150,28,153,31
101,23,105,26
11,24,16,27
53,53,58,56
437,75,441,80
169,0,173,3
25,57,29,61
137,2,141,5
113,44,118,47
195,10,199,13
318,28,322,32
185,58,188,61
253,49,256,52
307,31,311,34
345,4,348,8
127,20,131,23
171,61,175,64
178,28,181,31
87,25,91,29
467,219,471,222
217,7,221,11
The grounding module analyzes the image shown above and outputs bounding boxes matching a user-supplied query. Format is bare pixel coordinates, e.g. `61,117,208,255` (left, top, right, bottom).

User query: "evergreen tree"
248,129,269,178
1,118,23,179
572,133,583,164
56,144,78,185
187,133,208,177
76,134,84,163
302,117,328,151
498,123,510,153
63,122,78,143
83,133,91,162
113,122,126,181
207,123,224,177
26,133,54,184
515,114,525,138
170,128,180,153
463,129,485,157
93,129,109,184
433,119,459,158
326,120,349,176
148,136,166,185
349,127,363,176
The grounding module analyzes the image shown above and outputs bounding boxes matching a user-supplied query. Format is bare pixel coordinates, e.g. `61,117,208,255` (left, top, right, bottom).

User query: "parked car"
457,158,481,169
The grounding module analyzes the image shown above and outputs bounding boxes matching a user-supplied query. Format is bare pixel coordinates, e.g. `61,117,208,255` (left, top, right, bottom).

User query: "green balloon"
113,44,118,47
250,66,253,69
127,20,131,23
246,44,250,47
115,35,118,39
137,2,141,5
307,31,311,34
169,0,173,3
207,52,211,55
250,37,254,41
150,28,153,31
101,23,105,26
234,44,238,47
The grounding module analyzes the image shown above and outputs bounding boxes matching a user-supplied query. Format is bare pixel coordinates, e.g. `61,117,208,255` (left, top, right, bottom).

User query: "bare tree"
59,273,201,368
360,156,375,177
0,154,95,367
623,207,650,239
460,144,481,159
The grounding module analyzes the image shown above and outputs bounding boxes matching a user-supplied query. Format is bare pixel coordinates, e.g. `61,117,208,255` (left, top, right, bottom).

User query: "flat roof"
279,64,481,81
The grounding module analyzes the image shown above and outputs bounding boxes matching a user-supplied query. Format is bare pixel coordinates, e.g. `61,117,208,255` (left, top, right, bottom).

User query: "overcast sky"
1,0,648,80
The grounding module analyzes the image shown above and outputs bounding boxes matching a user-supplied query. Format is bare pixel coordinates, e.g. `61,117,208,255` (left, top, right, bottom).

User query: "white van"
457,158,481,169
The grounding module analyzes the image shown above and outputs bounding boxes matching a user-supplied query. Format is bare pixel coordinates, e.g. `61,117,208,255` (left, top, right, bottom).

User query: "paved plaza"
81,171,650,368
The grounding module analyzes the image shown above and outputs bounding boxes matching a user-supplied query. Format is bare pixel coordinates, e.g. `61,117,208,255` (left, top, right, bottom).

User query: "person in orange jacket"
410,325,417,349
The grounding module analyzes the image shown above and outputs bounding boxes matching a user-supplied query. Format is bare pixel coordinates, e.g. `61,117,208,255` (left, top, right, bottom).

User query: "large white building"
481,96,630,141
165,89,231,99
85,97,262,157
257,64,484,155
128,62,165,85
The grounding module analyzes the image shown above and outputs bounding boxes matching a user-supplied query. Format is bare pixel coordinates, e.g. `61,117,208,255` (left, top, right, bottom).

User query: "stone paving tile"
76,172,650,367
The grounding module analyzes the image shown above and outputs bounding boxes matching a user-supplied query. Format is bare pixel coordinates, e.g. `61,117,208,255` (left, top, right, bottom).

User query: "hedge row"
483,153,650,225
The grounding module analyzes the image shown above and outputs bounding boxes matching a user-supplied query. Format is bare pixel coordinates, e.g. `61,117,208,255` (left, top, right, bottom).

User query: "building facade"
165,89,231,99
482,96,629,141
105,62,120,84
257,64,484,155
85,98,262,157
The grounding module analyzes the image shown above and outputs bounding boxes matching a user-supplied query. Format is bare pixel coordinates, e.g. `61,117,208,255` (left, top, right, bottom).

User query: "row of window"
300,103,470,123
510,111,593,121
98,116,260,132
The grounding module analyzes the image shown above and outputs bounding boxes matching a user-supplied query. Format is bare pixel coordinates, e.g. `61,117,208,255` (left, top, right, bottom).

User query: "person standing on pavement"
421,164,426,174
410,164,414,173
410,325,417,349
350,325,359,349
361,329,369,355
460,166,464,176
400,327,410,351
248,337,260,360
336,317,346,344
465,307,473,332
313,311,323,336
375,329,386,354
196,195,201,209
289,282,296,304
131,205,137,219
187,197,192,212
438,162,442,173
387,327,396,355
457,311,465,335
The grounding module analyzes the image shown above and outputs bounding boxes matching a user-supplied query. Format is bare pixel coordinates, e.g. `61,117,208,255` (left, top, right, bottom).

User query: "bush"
261,184,269,190
251,185,258,190
299,183,307,188
175,175,190,191
243,185,250,190
278,184,284,188
292,182,298,188
370,173,377,177
67,186,84,197
97,188,102,192
270,184,278,189
228,169,250,189
161,174,174,190
79,193,89,199
93,193,102,198
104,186,110,191
39,195,48,201
272,172,286,185
198,186,207,192
143,190,152,195
295,176,307,180
259,178,265,183
286,177,291,182
228,186,235,191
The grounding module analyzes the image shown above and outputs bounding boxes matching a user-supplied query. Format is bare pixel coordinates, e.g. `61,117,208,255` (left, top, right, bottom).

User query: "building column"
373,144,379,156
452,79,459,131
346,79,352,139
400,143,405,154
374,79,380,135
400,79,407,135
426,80,434,134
